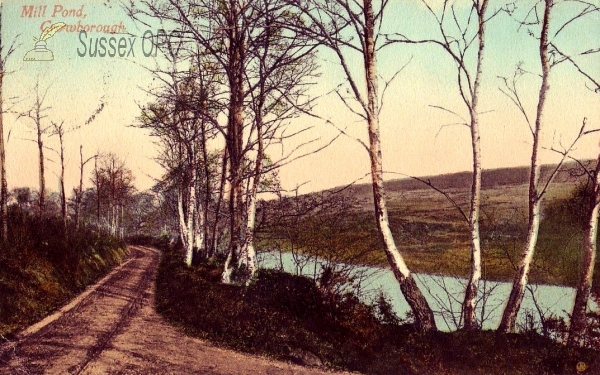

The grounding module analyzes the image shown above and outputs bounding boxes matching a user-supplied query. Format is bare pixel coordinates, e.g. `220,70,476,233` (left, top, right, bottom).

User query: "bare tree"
50,120,67,230
387,0,502,330
499,0,600,333
232,1,319,282
93,153,135,236
74,145,97,230
567,152,600,346
0,2,19,241
139,55,222,266
129,0,322,281
287,0,436,332
19,81,51,214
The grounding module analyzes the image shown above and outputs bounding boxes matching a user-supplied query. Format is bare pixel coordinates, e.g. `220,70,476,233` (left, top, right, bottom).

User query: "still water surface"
258,251,584,331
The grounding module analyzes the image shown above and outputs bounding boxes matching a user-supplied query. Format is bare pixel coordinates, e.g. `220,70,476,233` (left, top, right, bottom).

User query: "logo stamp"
23,22,66,61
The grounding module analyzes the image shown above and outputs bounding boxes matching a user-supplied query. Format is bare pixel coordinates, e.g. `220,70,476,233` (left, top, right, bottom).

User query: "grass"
156,245,600,375
0,207,128,336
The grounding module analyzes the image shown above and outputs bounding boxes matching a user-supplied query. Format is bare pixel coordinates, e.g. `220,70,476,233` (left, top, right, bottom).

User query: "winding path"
0,246,351,375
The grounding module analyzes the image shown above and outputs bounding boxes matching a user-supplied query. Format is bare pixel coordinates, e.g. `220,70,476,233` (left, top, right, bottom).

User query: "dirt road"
0,246,351,375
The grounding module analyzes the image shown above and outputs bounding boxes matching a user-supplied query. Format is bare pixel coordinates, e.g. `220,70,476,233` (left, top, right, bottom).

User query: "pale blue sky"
2,0,599,195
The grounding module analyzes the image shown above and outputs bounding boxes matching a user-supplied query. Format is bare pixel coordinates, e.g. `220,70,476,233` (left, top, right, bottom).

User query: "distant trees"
74,146,96,230
50,120,67,230
91,153,136,237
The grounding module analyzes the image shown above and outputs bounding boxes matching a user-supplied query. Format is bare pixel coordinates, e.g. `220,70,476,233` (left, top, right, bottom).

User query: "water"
257,251,585,331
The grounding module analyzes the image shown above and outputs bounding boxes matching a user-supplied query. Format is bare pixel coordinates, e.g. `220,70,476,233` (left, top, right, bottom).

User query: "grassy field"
257,162,590,288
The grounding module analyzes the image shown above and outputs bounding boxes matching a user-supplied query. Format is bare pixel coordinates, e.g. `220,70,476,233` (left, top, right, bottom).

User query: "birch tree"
288,0,437,332
129,0,321,280
386,0,503,330
499,0,600,333
568,145,600,347
228,1,318,282
127,0,250,269
139,55,222,266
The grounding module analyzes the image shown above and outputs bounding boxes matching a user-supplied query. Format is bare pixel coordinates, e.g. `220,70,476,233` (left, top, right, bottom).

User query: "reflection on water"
258,251,585,331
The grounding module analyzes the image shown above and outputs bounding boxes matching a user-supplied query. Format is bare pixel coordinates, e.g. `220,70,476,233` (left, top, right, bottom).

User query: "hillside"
337,162,584,202
258,161,593,287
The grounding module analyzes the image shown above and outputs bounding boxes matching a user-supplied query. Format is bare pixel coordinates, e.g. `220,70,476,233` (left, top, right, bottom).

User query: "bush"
156,246,600,375
155,246,399,372
0,208,128,336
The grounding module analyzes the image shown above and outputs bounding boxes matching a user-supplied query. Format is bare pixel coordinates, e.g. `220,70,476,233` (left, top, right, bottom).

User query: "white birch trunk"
498,0,552,333
568,153,600,347
462,0,488,330
221,4,246,283
363,0,436,332
238,175,259,281
238,98,264,283
177,188,190,253
499,201,541,332
185,180,197,267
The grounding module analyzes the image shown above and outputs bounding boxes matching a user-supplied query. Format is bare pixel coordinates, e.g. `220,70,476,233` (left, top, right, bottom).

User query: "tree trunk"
75,146,84,230
498,0,552,333
568,154,600,347
462,0,488,330
238,125,264,282
95,158,99,225
186,174,197,266
211,147,228,258
192,156,206,263
201,120,211,256
0,62,7,242
177,187,189,251
194,201,205,261
37,118,45,214
120,204,124,239
59,130,67,232
363,0,436,333
222,2,246,283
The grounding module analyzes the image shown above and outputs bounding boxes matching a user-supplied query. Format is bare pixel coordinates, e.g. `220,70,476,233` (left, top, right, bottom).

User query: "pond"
257,251,589,331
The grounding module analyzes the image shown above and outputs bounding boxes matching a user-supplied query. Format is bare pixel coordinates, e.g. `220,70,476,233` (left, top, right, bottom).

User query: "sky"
1,0,599,196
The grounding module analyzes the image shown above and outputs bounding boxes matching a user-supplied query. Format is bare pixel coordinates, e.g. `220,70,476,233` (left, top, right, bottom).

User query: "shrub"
0,208,127,336
156,245,600,375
